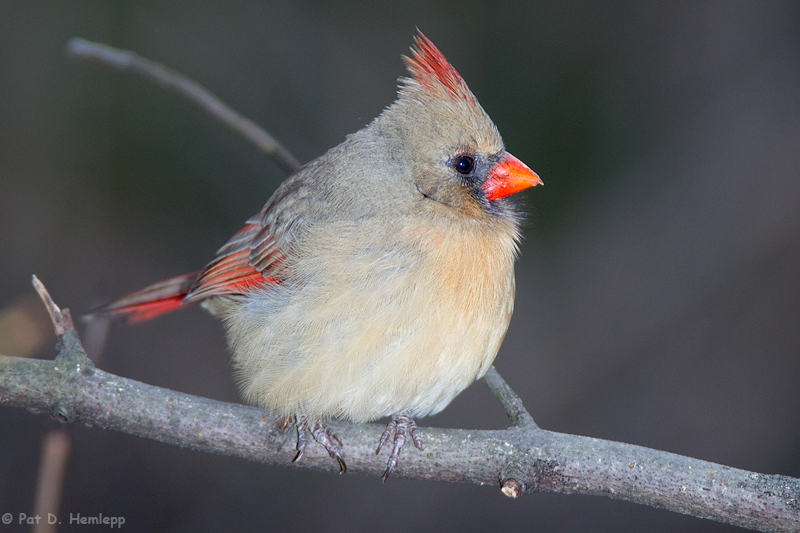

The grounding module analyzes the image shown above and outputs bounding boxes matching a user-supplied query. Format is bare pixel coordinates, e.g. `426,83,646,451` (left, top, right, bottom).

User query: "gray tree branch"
66,38,302,174
1,279,798,532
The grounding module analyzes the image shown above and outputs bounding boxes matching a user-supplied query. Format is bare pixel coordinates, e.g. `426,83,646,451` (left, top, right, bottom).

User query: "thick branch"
66,38,302,174
3,348,799,531
1,285,797,532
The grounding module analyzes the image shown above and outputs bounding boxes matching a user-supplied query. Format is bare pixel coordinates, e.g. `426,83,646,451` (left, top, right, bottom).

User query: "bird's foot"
376,409,423,482
311,420,347,473
285,416,347,473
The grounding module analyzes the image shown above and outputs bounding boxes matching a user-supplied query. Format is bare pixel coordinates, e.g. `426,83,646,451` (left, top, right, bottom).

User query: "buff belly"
218,221,518,423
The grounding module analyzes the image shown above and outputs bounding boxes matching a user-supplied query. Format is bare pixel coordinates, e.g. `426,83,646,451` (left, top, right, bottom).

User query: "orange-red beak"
483,151,542,201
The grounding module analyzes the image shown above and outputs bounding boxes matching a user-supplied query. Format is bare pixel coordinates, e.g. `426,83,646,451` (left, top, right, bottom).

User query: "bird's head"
375,31,542,220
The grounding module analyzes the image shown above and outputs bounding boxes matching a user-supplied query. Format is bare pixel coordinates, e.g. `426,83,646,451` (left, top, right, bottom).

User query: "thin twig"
32,275,72,337
66,37,302,174
483,366,538,428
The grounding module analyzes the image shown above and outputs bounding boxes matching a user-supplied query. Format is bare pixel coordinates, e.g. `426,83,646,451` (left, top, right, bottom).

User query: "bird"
97,30,542,481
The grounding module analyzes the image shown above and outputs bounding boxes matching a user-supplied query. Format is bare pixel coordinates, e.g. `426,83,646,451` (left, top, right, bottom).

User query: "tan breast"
222,215,520,423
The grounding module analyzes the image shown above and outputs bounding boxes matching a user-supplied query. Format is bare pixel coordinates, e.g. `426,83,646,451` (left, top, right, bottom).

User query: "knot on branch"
499,453,561,498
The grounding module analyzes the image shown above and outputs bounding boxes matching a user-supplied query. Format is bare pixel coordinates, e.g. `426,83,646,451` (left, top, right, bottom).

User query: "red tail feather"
97,187,283,324
97,271,199,323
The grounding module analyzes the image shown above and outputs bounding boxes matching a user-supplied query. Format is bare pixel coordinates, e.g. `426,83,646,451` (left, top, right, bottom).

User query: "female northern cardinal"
99,31,541,480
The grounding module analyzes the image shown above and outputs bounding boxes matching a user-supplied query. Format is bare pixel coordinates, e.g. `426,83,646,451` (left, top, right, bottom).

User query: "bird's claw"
283,416,347,473
376,410,423,482
311,420,346,473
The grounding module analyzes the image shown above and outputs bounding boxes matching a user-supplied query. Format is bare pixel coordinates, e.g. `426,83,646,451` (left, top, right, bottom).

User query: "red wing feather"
184,249,276,302
184,221,283,302
97,219,284,322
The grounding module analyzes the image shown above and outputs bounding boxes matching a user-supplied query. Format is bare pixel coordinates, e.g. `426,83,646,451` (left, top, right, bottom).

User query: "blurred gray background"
1,2,799,531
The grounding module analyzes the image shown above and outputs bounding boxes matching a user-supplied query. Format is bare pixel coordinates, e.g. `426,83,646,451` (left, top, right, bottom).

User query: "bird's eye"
453,155,474,174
